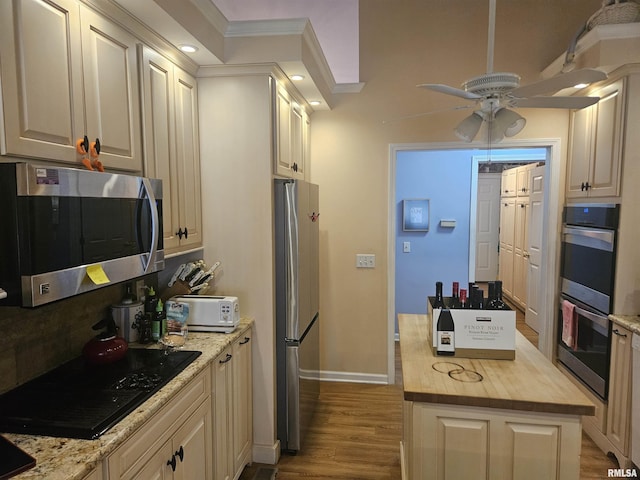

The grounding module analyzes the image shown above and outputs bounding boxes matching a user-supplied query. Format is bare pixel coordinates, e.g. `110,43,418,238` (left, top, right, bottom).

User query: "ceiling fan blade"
511,96,599,109
382,105,474,125
511,69,607,98
418,84,482,100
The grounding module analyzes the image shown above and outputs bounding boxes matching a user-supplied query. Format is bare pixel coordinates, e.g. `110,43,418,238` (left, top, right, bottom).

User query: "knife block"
160,280,192,302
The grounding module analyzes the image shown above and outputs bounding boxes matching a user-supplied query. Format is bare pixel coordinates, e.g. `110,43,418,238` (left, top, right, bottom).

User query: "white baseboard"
319,369,389,384
252,440,280,465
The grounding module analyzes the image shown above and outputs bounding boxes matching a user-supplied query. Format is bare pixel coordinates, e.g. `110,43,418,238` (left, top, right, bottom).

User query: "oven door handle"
559,298,609,331
562,226,615,252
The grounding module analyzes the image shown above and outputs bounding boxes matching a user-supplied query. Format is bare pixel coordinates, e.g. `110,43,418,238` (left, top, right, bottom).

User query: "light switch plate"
403,241,411,253
356,254,376,268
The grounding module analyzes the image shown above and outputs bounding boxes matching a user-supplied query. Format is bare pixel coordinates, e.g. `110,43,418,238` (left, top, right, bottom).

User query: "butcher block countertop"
399,313,595,416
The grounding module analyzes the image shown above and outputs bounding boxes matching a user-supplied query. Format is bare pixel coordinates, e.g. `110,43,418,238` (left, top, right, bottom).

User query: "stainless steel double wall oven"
557,203,619,400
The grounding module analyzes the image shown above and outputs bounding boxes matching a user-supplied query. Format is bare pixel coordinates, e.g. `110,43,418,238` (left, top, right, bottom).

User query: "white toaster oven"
173,295,240,333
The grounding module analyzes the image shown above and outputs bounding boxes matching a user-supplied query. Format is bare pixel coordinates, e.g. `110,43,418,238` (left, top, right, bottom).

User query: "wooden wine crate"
427,297,516,360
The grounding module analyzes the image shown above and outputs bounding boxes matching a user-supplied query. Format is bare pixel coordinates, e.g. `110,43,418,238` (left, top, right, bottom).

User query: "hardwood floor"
240,304,618,479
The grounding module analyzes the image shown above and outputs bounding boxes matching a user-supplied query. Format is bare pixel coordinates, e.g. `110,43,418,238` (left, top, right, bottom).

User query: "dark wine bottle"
436,309,455,356
459,289,467,309
487,282,496,304
476,288,485,309
470,285,479,309
451,282,460,308
432,281,445,309
488,280,509,310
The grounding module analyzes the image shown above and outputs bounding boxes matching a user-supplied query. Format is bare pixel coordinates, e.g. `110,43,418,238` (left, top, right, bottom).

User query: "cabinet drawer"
107,366,211,479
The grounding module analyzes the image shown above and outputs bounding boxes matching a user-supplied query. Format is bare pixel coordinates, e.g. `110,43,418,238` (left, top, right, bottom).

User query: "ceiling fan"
415,0,607,142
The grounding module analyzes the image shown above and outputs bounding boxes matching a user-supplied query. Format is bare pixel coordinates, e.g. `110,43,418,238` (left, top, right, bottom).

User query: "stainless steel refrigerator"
275,179,320,453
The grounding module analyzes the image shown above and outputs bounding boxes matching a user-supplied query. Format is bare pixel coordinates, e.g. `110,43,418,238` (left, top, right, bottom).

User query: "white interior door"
475,173,501,281
525,166,545,333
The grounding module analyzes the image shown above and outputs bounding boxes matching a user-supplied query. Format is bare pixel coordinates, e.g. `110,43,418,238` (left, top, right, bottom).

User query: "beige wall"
309,0,602,378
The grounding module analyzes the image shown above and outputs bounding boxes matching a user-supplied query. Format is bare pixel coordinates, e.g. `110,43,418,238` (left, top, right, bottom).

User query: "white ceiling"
211,0,360,85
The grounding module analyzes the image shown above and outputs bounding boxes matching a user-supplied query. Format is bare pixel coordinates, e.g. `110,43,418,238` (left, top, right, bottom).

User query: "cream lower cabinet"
499,198,515,298
402,401,582,480
213,331,253,480
107,368,212,480
607,324,633,459
511,197,529,310
83,469,103,480
140,46,202,254
0,0,142,171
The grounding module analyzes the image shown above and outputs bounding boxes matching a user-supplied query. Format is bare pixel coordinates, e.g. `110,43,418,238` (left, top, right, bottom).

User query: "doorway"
387,139,562,384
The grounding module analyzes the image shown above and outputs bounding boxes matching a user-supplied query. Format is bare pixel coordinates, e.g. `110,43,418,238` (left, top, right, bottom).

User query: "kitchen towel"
562,299,578,350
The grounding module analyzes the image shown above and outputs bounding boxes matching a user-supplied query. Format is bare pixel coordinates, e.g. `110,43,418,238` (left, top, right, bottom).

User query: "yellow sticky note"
86,264,110,285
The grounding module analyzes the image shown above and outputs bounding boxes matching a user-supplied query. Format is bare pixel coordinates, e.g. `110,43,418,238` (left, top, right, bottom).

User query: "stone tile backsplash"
0,284,124,394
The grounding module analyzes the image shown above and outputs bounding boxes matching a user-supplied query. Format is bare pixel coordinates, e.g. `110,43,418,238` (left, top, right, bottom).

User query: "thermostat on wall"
440,219,456,228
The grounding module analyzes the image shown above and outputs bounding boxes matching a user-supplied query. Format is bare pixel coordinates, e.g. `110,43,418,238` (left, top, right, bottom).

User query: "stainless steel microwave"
0,163,164,307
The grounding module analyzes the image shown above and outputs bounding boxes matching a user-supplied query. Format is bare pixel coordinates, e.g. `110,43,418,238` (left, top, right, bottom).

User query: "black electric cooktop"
0,349,201,440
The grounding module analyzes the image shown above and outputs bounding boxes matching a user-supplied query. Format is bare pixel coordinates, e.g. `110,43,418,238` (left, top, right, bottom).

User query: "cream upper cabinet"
501,168,517,197
140,46,202,254
274,83,309,180
567,79,625,199
607,324,633,456
0,0,142,171
516,165,532,197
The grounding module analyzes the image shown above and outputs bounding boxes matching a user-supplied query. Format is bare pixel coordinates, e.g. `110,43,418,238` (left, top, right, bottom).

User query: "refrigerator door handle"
285,337,299,346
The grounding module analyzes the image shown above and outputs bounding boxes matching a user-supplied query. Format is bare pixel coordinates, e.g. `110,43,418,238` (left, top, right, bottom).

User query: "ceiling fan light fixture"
454,112,483,142
495,108,526,137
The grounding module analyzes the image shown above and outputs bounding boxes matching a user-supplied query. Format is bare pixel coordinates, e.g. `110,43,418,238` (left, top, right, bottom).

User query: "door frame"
387,139,562,384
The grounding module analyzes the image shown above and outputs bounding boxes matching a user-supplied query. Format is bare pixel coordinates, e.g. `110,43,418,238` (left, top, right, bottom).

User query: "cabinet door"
233,333,253,474
133,441,173,480
80,6,142,171
589,81,624,198
499,198,515,298
566,106,592,199
501,168,517,197
213,348,234,480
140,46,181,251
275,86,292,175
290,102,305,180
174,67,202,250
607,325,632,455
0,0,84,161
512,199,529,309
173,399,212,480
515,166,530,197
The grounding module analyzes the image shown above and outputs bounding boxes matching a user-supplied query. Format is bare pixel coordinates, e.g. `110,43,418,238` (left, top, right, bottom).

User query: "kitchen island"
399,313,595,480
4,318,254,480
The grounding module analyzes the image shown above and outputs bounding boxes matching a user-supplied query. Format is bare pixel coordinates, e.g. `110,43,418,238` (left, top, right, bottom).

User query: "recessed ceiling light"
290,75,305,81
574,83,588,89
179,44,198,53
309,100,321,106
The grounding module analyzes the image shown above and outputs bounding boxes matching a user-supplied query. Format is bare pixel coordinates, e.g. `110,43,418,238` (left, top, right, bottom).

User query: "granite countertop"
398,313,595,415
5,318,254,480
609,313,640,334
